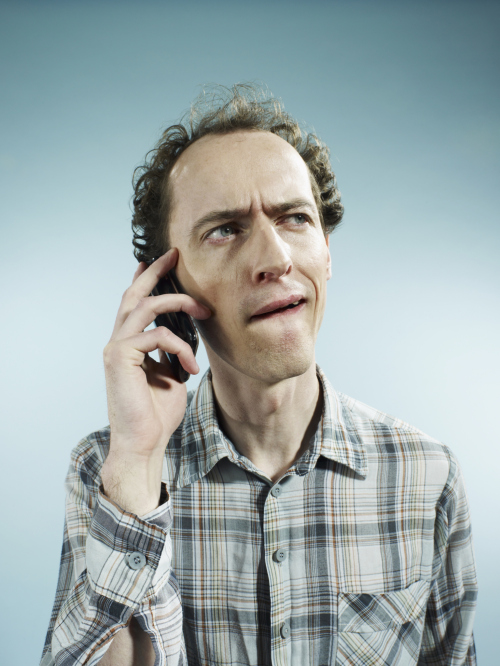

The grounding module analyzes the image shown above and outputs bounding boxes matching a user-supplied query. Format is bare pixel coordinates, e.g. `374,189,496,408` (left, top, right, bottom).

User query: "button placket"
265,479,292,659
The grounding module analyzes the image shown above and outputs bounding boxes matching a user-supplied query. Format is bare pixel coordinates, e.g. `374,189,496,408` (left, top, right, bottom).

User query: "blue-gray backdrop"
0,1,498,663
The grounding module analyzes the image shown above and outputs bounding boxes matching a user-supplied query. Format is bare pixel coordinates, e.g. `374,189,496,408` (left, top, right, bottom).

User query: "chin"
205,331,315,385
247,353,313,384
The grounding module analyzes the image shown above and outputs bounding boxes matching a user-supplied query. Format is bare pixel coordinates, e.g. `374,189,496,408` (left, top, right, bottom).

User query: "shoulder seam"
337,391,444,442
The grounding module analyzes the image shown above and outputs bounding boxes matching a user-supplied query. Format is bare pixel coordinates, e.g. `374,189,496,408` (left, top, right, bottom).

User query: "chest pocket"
336,579,430,666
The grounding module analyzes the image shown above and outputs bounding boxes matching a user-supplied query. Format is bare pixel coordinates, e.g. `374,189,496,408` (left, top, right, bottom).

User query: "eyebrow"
189,198,317,239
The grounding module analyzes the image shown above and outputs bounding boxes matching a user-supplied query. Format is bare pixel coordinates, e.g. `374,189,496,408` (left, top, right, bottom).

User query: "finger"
141,354,178,388
113,249,179,334
116,293,211,340
141,352,174,379
129,248,179,299
132,262,148,283
155,328,200,375
107,327,200,375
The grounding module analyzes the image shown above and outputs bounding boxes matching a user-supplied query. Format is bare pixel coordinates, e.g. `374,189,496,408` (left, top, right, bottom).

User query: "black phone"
150,269,199,383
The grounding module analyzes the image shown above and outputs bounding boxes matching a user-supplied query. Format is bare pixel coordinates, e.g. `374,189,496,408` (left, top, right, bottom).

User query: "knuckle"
103,341,116,364
104,338,128,358
121,284,143,307
157,325,173,341
121,286,133,303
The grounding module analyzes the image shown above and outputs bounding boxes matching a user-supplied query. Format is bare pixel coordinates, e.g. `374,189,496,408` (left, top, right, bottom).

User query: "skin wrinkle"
188,199,318,245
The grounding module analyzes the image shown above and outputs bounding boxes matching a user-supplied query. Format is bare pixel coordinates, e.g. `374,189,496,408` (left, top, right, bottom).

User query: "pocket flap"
338,579,430,633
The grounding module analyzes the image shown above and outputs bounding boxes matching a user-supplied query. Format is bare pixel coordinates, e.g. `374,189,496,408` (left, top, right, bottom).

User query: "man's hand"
101,248,211,515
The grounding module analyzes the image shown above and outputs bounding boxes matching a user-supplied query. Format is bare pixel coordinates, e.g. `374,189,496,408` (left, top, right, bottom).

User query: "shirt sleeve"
40,433,185,666
418,449,478,665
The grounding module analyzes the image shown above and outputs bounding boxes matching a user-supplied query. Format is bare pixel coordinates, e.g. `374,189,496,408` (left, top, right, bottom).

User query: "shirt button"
125,552,147,570
273,548,287,563
280,621,290,639
271,484,282,498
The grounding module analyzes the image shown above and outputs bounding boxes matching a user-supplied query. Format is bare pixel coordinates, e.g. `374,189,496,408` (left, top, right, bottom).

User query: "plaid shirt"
41,367,477,666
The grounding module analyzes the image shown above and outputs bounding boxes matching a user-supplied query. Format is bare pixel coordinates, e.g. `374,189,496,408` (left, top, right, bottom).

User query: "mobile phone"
150,269,199,383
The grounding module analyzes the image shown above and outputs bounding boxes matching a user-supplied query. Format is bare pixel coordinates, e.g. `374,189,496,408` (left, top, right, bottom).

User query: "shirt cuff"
85,484,172,607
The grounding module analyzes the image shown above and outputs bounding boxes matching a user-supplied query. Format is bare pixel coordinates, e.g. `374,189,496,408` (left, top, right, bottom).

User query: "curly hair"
132,84,343,264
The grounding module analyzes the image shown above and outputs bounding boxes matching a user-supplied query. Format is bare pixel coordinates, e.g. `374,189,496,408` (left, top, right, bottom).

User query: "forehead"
168,130,314,223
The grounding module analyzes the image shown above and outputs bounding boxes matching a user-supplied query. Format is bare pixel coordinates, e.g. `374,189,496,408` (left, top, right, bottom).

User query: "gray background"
0,1,498,663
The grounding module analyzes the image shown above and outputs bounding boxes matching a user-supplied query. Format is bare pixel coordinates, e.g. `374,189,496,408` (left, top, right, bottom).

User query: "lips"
251,295,306,319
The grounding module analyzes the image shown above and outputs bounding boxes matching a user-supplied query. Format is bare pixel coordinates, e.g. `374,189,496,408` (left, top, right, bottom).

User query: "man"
41,85,477,666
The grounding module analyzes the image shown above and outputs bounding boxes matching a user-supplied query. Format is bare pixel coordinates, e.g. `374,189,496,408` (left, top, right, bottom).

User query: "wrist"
101,450,164,516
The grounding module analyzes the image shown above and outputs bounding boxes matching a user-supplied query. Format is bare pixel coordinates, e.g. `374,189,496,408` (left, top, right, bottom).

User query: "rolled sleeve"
41,433,185,666
86,487,172,606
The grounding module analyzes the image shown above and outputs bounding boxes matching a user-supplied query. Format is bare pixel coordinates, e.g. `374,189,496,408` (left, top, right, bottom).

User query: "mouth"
250,296,306,321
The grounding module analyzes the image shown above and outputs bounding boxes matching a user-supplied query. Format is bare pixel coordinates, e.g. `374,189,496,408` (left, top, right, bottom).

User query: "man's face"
168,130,331,384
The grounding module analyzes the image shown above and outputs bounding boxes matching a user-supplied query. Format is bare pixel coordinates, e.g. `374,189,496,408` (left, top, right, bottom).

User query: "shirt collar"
163,365,367,489
314,366,367,477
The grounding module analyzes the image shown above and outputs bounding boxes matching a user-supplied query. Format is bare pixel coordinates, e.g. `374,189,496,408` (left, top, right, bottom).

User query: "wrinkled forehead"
168,130,315,218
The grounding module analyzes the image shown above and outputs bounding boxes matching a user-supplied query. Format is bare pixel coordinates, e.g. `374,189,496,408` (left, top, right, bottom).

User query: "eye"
206,224,237,240
286,213,310,225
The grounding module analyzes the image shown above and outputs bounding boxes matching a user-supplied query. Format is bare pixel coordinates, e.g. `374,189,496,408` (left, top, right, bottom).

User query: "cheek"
178,255,223,306
298,244,330,319
301,237,330,282
187,265,239,327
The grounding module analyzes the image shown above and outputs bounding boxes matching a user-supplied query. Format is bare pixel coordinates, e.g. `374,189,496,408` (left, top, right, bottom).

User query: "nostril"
259,265,291,280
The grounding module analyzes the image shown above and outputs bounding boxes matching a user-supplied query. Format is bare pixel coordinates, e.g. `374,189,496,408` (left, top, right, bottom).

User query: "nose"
250,220,292,284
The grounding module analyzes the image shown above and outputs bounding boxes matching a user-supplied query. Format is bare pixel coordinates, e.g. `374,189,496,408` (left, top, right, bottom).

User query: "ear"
325,234,332,281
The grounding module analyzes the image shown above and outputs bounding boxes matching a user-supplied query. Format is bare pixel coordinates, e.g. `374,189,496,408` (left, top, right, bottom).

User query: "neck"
209,358,322,483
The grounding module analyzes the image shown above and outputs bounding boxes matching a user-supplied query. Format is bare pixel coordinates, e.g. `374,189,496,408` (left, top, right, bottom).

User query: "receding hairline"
170,128,302,178
162,128,324,248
